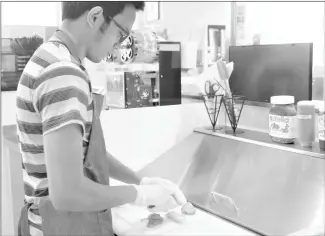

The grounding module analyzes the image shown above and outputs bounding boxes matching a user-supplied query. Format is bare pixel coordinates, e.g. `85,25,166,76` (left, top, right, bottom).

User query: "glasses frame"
107,16,130,44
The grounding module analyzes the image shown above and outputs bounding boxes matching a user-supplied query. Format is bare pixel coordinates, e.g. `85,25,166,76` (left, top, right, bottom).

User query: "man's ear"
86,6,104,29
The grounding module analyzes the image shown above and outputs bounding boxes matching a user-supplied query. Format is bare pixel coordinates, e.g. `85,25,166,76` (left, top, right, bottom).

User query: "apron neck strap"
53,29,82,65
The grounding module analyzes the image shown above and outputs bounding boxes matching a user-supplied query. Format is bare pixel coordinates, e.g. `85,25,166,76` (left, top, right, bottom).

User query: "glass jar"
269,96,297,144
318,107,325,150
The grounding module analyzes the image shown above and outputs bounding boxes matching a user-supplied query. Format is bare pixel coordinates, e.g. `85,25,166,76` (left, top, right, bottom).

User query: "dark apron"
18,39,115,235
18,97,114,236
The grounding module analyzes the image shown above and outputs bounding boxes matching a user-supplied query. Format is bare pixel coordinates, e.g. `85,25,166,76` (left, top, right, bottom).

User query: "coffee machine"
105,29,181,109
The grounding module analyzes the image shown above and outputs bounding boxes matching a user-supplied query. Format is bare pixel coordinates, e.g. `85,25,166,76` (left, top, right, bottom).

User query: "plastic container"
296,101,315,148
313,101,324,142
317,106,325,150
269,96,297,144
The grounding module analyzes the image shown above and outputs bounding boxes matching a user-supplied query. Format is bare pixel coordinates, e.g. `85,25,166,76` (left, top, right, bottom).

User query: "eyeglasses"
107,16,130,44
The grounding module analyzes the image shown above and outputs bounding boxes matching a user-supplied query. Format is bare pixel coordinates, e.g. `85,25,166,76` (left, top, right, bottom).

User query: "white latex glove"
140,177,187,205
133,184,179,213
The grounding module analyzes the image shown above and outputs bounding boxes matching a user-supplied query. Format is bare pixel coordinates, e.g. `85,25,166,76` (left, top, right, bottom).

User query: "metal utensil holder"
202,94,224,132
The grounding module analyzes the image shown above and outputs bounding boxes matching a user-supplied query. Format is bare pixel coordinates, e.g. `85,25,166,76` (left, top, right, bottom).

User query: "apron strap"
18,203,32,236
47,39,86,71
46,39,93,94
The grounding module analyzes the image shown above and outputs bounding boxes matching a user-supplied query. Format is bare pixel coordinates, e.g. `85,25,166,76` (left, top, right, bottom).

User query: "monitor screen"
229,43,312,104
1,54,16,72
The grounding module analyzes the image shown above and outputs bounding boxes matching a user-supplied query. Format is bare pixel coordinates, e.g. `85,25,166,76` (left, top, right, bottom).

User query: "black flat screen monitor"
229,43,313,105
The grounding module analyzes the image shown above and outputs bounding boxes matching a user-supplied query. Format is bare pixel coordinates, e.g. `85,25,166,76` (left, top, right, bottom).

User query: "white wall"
1,2,60,39
100,104,211,171
161,2,231,44
135,2,231,48
2,2,60,26
240,2,324,66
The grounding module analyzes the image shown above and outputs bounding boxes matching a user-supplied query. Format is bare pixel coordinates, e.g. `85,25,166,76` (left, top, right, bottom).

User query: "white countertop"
110,181,257,236
112,204,257,236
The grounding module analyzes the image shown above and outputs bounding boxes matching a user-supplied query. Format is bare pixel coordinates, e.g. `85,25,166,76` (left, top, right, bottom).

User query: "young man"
16,2,186,236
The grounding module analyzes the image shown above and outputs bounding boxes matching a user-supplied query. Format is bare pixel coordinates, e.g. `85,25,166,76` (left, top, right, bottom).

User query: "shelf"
194,126,324,159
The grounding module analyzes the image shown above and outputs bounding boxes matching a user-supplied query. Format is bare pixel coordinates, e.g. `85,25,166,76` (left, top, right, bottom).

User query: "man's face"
85,5,136,63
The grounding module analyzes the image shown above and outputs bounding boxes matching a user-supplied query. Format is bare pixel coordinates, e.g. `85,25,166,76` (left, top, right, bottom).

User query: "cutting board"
112,204,256,236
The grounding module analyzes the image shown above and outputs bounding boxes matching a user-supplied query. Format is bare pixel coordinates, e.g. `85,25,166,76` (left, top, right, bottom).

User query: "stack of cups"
296,101,315,148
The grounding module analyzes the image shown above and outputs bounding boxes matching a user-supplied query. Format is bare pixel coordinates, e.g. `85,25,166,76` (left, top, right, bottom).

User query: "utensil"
212,77,225,92
216,60,233,131
216,60,232,98
216,60,229,80
204,80,221,97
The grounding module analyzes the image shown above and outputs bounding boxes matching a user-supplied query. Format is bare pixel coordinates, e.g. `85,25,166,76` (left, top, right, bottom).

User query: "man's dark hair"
61,1,145,22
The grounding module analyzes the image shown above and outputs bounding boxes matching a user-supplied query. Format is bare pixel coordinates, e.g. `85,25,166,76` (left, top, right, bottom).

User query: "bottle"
297,101,315,148
269,96,297,144
317,106,325,150
313,101,324,142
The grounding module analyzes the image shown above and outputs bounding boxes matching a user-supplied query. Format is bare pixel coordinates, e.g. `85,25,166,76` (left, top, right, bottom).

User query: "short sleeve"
33,63,91,136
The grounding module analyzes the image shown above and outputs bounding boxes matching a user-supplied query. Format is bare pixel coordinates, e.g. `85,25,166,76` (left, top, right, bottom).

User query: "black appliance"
229,43,313,105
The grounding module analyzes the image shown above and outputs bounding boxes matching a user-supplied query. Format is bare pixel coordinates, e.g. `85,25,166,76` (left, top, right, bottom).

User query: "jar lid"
297,101,315,114
297,100,315,106
313,100,325,113
270,96,295,105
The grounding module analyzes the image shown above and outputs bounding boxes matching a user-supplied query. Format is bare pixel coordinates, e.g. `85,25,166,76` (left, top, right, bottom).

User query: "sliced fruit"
181,202,196,215
166,211,186,223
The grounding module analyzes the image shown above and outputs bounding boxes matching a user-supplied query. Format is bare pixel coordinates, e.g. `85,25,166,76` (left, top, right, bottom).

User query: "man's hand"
133,184,179,213
140,177,187,206
106,152,141,185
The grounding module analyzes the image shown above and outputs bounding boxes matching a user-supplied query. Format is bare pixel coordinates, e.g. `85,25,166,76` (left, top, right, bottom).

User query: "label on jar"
269,115,296,139
319,114,325,141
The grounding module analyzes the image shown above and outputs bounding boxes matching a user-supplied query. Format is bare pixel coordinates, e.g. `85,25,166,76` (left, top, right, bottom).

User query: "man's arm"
106,151,142,185
36,68,179,213
44,124,138,211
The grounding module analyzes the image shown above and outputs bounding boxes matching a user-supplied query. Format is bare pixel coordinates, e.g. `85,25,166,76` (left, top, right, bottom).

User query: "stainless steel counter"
138,127,324,236
194,127,324,159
